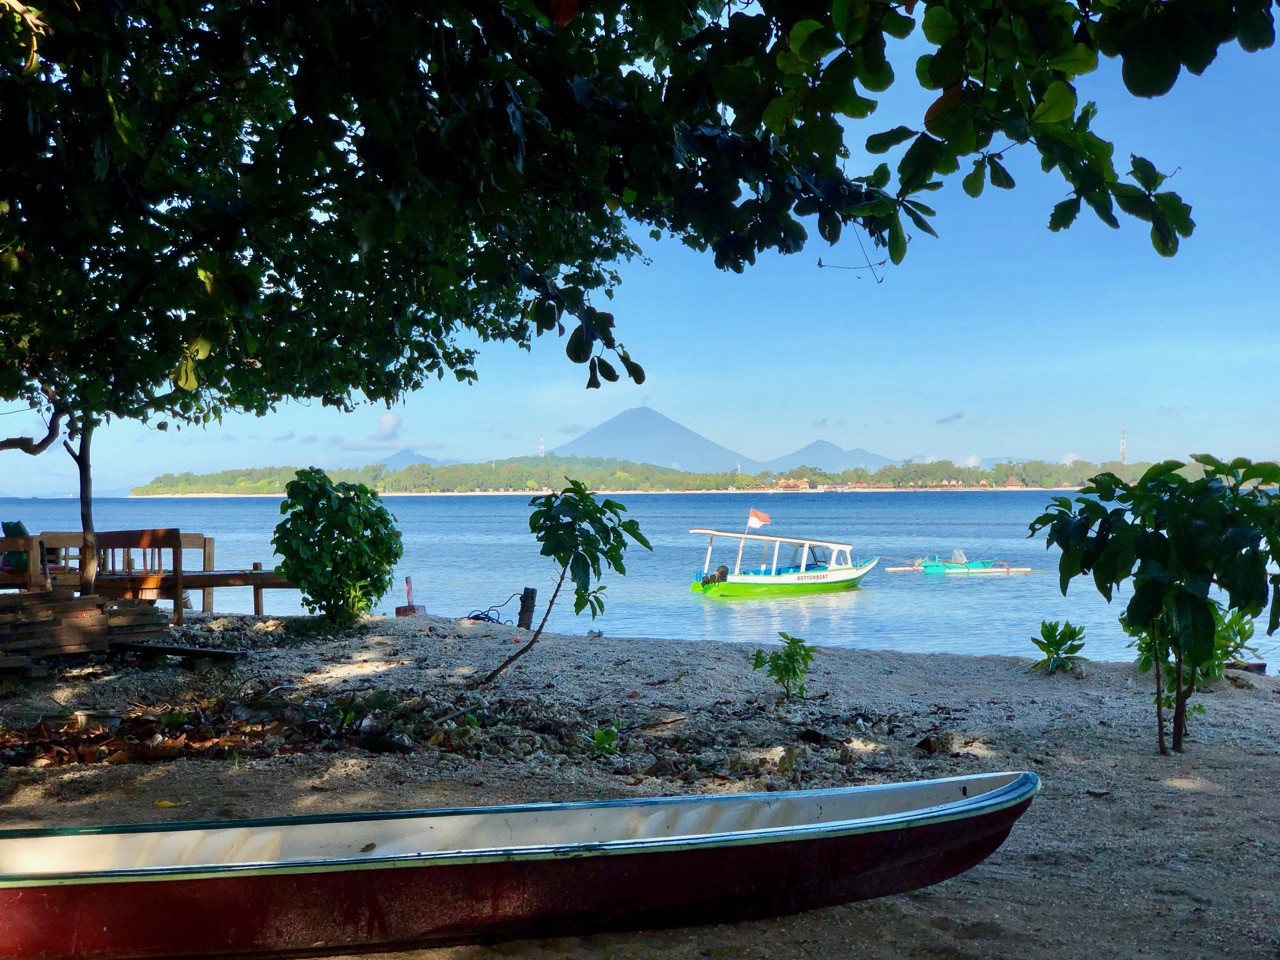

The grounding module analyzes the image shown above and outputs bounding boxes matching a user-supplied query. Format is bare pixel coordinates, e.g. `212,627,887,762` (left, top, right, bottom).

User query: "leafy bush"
1208,605,1259,678
480,479,649,683
1030,620,1087,673
272,467,403,624
1032,455,1280,753
752,631,816,700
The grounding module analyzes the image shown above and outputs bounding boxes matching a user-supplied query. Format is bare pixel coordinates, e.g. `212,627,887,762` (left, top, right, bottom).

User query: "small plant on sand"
585,719,621,755
752,631,816,700
479,479,649,684
1032,455,1280,754
1030,620,1087,673
273,467,403,625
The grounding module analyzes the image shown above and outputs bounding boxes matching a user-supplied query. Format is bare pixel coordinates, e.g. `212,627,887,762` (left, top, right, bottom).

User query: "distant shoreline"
127,486,1084,499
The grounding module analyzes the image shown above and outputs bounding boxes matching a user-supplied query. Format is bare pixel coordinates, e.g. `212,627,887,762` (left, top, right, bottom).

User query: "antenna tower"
538,434,545,457
1120,428,1127,465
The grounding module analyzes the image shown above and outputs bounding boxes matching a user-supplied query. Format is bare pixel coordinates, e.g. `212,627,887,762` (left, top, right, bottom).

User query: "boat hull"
0,795,1033,959
691,559,878,598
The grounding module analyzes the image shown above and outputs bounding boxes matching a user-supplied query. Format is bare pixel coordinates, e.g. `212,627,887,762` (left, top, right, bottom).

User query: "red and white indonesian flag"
747,508,771,530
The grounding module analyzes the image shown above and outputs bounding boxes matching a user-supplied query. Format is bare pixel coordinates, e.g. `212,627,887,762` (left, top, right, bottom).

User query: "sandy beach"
2,614,1277,959
127,486,1086,498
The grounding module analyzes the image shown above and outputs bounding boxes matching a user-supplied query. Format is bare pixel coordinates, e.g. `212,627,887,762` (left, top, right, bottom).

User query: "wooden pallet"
0,595,169,666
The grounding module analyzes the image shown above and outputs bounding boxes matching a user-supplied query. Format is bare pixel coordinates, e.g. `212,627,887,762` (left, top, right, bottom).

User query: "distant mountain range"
552,407,900,474
374,449,459,471
354,408,1031,476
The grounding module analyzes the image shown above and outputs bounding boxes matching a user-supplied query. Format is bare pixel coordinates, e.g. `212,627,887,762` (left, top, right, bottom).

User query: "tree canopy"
2,0,1274,478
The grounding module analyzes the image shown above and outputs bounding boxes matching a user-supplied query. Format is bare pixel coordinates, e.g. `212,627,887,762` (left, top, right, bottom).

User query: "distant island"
131,454,1153,497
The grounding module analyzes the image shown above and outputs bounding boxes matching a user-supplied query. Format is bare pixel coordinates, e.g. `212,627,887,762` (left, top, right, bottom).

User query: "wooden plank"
108,640,246,660
17,642,108,658
0,591,56,609
2,624,111,651
4,631,109,653
108,625,169,635
0,654,33,670
183,570,292,589
0,614,109,636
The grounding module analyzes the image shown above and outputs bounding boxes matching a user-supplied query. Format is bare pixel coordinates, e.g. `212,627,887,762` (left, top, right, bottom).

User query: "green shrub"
752,631,816,700
1034,455,1280,753
1030,620,1087,673
272,467,403,624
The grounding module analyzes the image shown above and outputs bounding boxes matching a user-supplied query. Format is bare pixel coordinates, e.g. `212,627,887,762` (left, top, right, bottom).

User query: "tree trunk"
1171,656,1193,753
1154,653,1167,756
67,422,97,595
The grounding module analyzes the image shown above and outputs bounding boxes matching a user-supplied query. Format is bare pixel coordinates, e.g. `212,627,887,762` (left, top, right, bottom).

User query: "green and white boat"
689,528,878,598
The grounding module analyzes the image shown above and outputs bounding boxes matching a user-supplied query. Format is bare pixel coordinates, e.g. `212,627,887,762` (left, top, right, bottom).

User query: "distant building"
1004,475,1025,488
777,478,811,491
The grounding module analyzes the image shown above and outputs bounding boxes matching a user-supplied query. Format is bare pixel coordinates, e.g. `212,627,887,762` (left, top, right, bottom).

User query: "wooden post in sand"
396,576,426,617
517,587,537,629
252,561,264,616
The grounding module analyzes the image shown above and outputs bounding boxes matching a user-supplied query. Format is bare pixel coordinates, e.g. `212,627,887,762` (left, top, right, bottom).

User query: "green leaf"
831,0,869,43
619,352,646,385
762,93,800,135
865,126,916,154
1155,192,1195,237
1112,183,1155,221
961,160,985,198
897,134,944,193
881,10,914,40
887,211,907,264
1048,44,1099,77
565,325,591,363
986,156,1015,189
1084,188,1120,229
921,7,959,44
1129,155,1164,191
1237,6,1276,52
1032,81,1077,124
901,203,938,238
789,20,826,56
1121,48,1181,98
1048,196,1081,231
596,357,619,382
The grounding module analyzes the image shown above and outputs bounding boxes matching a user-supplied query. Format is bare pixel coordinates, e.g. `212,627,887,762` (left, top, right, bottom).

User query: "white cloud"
373,412,403,442
1061,452,1081,464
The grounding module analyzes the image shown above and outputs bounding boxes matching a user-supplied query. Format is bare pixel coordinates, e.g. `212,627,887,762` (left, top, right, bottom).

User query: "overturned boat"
0,771,1039,958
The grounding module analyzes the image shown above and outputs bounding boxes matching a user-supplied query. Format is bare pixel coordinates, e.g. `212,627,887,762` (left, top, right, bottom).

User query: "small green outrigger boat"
690,528,878,598
885,550,1031,575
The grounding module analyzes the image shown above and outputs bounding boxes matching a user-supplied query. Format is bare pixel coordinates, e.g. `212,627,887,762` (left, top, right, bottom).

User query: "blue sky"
4,41,1278,496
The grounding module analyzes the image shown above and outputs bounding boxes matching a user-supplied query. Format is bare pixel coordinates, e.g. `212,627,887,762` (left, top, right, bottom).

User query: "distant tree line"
132,456,1157,496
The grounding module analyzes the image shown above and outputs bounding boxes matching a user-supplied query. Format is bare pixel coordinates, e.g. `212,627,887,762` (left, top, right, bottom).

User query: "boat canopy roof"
689,528,854,551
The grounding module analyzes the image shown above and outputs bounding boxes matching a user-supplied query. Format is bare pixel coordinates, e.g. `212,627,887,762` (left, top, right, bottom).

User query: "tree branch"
0,407,65,454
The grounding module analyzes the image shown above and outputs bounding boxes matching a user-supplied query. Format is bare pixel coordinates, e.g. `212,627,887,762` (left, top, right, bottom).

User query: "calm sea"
2,491,1149,660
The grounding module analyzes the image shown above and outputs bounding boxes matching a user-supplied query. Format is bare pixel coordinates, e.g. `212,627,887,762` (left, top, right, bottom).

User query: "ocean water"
1,490,1150,660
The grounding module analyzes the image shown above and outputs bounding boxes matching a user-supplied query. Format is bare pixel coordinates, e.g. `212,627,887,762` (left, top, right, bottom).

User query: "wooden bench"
40,530,293,625
0,536,47,593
